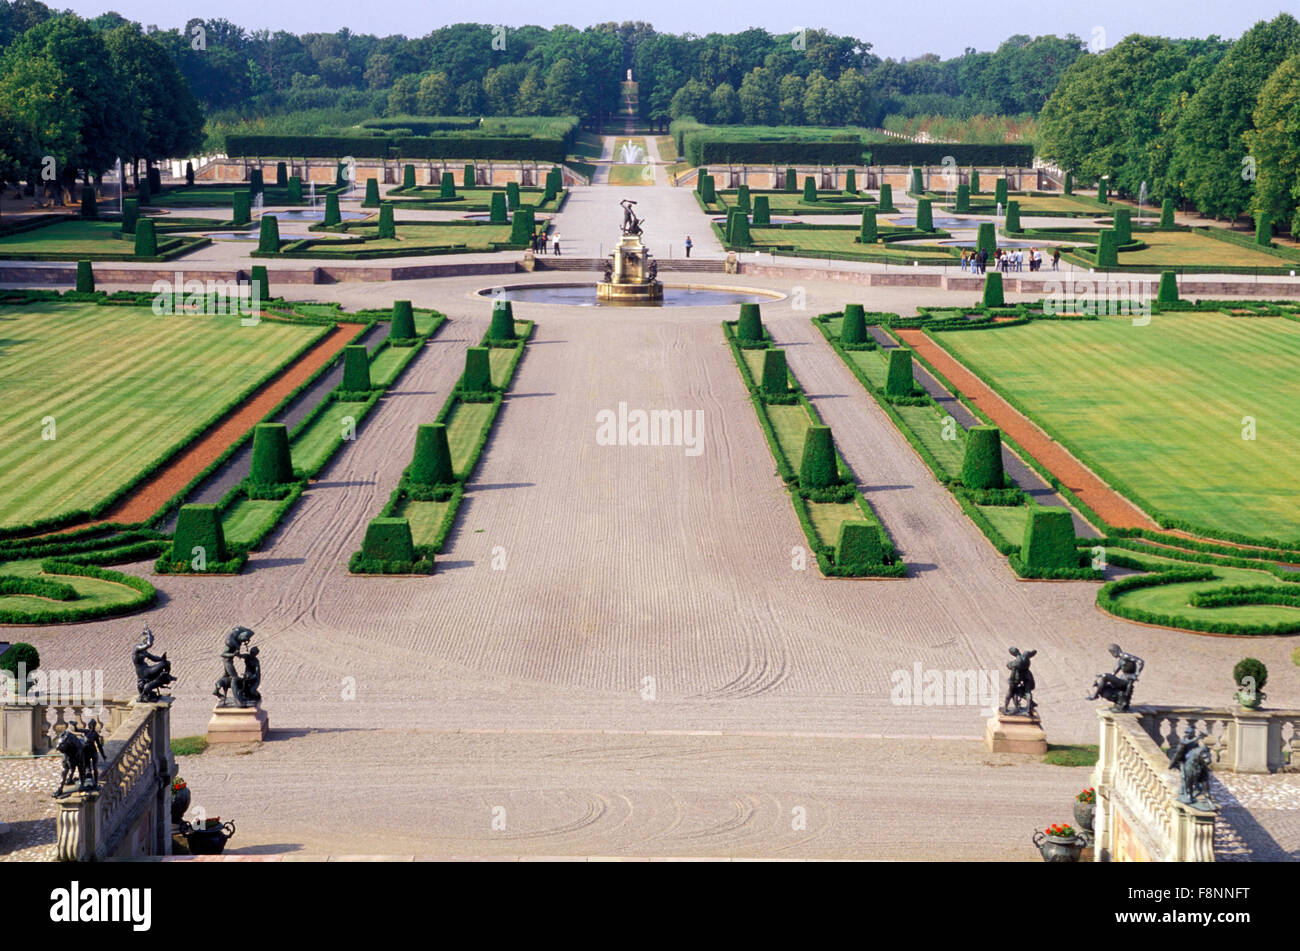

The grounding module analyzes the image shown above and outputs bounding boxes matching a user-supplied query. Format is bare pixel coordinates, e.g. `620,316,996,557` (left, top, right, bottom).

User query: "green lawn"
936,313,1300,541
149,184,325,207
747,227,955,263
0,219,204,259
739,193,875,215
977,504,1029,548
0,303,328,529
0,558,144,614
395,498,453,547
291,401,370,474
1119,230,1295,268
608,164,652,186
221,497,284,547
312,223,512,252
445,401,497,478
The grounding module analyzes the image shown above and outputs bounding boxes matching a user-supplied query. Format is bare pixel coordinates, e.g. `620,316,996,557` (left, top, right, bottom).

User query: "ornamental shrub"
910,167,924,195
955,184,970,213
546,166,562,195
785,167,797,191
323,192,341,227
1157,271,1179,303
258,214,280,253
506,180,521,210
172,504,228,566
80,185,97,219
976,222,996,256
464,163,475,187
877,183,895,212
341,345,371,391
915,198,933,232
799,425,840,489
860,207,877,243
249,168,264,196
232,192,250,225
391,300,416,339
1113,207,1131,245
836,520,882,566
1160,198,1175,228
440,172,456,198
275,161,287,186
751,194,771,226
76,260,94,293
700,174,716,203
377,203,396,239
845,168,857,193
0,642,39,684
961,426,1004,490
403,163,416,188
760,348,788,395
186,161,195,186
121,197,139,234
250,265,269,303
250,423,294,485
363,178,380,207
287,176,302,204
1063,171,1072,195
982,271,1004,307
462,347,492,391
488,299,516,341
1020,507,1077,572
490,192,508,223
802,176,817,202
1096,229,1118,268
409,423,455,486
509,207,535,245
841,304,867,344
1256,215,1271,246
138,174,151,204
361,517,415,562
885,348,914,397
1098,179,1109,203
730,210,752,247
736,303,763,342
134,220,157,257
1004,200,1021,233
147,167,161,193
696,167,706,191
994,177,1007,206
335,162,347,187
735,185,751,213
1233,657,1268,692
970,168,980,193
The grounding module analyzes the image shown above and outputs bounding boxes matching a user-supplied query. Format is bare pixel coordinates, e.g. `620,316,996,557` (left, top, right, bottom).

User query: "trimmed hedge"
1020,507,1076,572
1004,200,1021,233
784,167,797,191
0,561,156,625
121,197,139,235
462,347,492,391
976,222,995,256
288,176,303,203
361,517,416,562
761,348,788,395
802,176,817,203
910,167,924,195
751,194,770,226
1160,198,1175,228
250,423,294,486
506,181,521,210
250,265,269,302
134,220,157,256
1113,207,1131,245
686,138,863,166
76,260,94,293
171,504,227,566
799,425,840,489
836,520,883,567
341,345,372,391
403,163,416,188
1157,271,1179,303
232,192,250,226
735,185,751,213
510,207,535,245
737,303,764,342
860,207,878,243
885,348,914,397
489,192,508,223
249,169,264,196
955,183,970,213
409,423,455,486
258,215,280,253
488,300,516,341
363,178,380,207
982,271,1004,307
994,178,1007,207
226,134,567,163
730,210,752,248
276,161,287,186
1096,229,1118,268
1256,215,1271,246
324,192,341,227
866,143,1034,166
440,172,456,198
377,203,396,239
915,198,933,233
391,300,416,339
961,426,1004,490
841,304,868,344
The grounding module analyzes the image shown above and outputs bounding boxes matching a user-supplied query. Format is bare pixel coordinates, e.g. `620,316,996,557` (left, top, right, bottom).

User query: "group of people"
529,230,560,255
960,246,1060,274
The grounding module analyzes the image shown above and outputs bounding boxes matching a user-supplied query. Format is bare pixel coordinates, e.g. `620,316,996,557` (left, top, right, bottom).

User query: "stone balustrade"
1133,705,1300,774
1,696,135,755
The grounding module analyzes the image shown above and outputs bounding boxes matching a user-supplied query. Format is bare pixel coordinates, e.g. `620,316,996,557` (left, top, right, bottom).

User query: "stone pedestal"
985,713,1047,754
206,704,269,744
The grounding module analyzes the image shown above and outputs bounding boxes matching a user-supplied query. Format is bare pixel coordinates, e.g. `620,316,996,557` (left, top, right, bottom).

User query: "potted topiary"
1233,658,1268,709
1032,822,1087,862
1073,787,1095,832
0,642,39,699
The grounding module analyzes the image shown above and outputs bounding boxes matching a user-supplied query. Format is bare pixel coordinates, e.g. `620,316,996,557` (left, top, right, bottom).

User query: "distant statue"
53,728,99,796
74,718,105,788
620,198,644,236
1002,647,1038,718
1086,643,1144,712
133,627,176,702
213,626,259,708
1167,725,1215,809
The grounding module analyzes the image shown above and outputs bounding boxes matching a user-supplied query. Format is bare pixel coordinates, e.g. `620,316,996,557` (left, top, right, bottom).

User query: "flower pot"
171,785,191,826
1073,799,1095,833
1033,830,1087,862
182,819,235,855
1235,691,1263,710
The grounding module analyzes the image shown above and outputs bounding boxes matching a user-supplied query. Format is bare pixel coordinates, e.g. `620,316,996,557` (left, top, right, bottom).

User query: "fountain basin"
476,283,784,308
711,216,799,226
887,216,972,228
266,209,370,222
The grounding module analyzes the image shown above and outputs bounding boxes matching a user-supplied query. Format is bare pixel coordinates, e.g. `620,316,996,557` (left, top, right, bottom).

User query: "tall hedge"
361,517,415,562
845,168,857,193
1113,207,1131,245
970,168,980,193
363,178,380,207
735,184,751,213
1160,198,1175,228
1157,271,1179,303
910,167,924,195
866,143,1033,166
249,264,269,303
258,214,280,253
147,167,161,194
877,183,895,212
1098,179,1109,204
80,185,97,219
464,163,475,187
232,192,250,226
730,209,752,248
377,203,396,239
546,166,562,195
994,177,1007,207
488,299,516,341
860,207,878,243
836,520,882,566
134,220,157,257
509,207,535,245
275,161,287,186
121,197,139,235
961,426,1004,490
287,176,302,204
1021,507,1077,572
506,181,521,210
185,161,195,186
1063,171,1072,195
700,174,716,203
403,163,416,189
341,345,371,391
1256,215,1271,246
885,348,914,397
799,425,840,488
250,423,294,485
1004,200,1021,233
784,167,797,192
391,300,416,339
138,173,151,204
915,198,933,233
335,161,347,187
489,192,508,223
802,176,817,203
976,222,995,256
760,348,788,395
75,260,94,293
696,167,707,191
955,183,970,213
841,304,867,344
736,303,763,342
409,423,455,486
751,194,771,226
323,192,341,227
462,347,492,391
171,505,227,566
440,172,456,198
982,271,1004,307
249,168,264,196
1096,229,1119,268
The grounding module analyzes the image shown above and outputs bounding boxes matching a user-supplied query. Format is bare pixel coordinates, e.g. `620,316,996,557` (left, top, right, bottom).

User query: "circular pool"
939,240,1046,249
266,209,370,222
476,283,784,308
887,216,973,228
710,216,799,226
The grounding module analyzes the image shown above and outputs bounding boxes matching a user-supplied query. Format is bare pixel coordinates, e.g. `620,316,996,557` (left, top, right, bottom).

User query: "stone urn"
171,780,191,826
1033,828,1088,862
181,818,235,855
1073,799,1096,833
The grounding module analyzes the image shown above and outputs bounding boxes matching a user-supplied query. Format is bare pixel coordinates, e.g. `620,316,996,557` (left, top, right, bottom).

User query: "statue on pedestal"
1085,643,1144,712
1167,725,1216,809
1002,647,1038,717
620,198,644,236
213,626,260,708
133,627,176,702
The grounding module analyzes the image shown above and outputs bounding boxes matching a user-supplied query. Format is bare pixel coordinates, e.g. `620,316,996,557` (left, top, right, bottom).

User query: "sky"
60,1,1293,59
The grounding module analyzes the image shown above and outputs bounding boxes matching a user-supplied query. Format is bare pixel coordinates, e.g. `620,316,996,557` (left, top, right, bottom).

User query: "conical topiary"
737,303,763,342
323,192,340,227
464,163,475,188
885,348,914,397
802,176,817,203
509,208,535,245
1096,229,1118,268
836,520,882,566
506,181,521,210
363,178,380,207
80,185,97,219
1160,198,1175,229
841,304,867,344
461,347,492,391
134,220,157,257
171,504,227,566
440,172,456,199
877,183,895,213
490,192,507,224
249,264,269,303
970,168,980,194
994,177,1007,206
341,345,371,392
361,517,415,562
276,161,287,186
860,207,877,243
377,203,395,239
403,164,416,189
760,348,788,395
915,198,933,233
961,426,1004,490
1098,179,1109,203
250,423,294,485
700,174,716,203
1004,200,1021,233
982,271,1004,307
1157,271,1179,303
258,214,280,253
955,184,970,213
735,185,751,213
784,167,797,192
751,194,770,226
976,222,996,257
249,168,264,196
409,423,455,486
845,168,857,193
1113,207,1131,245
730,211,752,248
391,300,416,339
287,176,303,204
76,260,94,293
1020,507,1077,572
910,167,924,195
488,300,516,341
232,192,250,226
798,425,840,488
1256,215,1271,246
121,197,139,234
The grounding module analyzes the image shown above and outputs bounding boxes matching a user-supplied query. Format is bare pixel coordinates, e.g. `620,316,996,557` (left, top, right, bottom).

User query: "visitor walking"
976,248,987,274
960,249,969,271
552,233,561,255
685,235,693,258
1051,248,1061,271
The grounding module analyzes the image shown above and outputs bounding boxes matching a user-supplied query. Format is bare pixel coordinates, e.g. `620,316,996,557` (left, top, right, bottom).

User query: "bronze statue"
74,718,105,788
1086,643,1143,712
133,627,176,702
214,626,259,707
1002,647,1038,717
620,198,644,236
53,729,97,796
1167,725,1215,809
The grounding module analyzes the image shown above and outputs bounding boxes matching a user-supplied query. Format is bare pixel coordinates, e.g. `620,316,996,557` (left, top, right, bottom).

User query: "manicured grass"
896,403,966,475
655,136,678,162
765,403,811,469
977,504,1029,548
805,499,866,547
569,132,604,161
171,736,209,756
221,497,284,547
741,193,876,215
936,313,1300,540
608,164,652,186
0,219,206,260
488,346,516,388
996,194,1106,215
0,558,142,613
368,346,411,386
1105,549,1300,628
149,184,324,207
1044,744,1099,766
290,401,369,475
1119,230,1293,268
0,303,329,530
396,498,453,547
305,223,512,252
748,227,955,263
445,401,496,478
